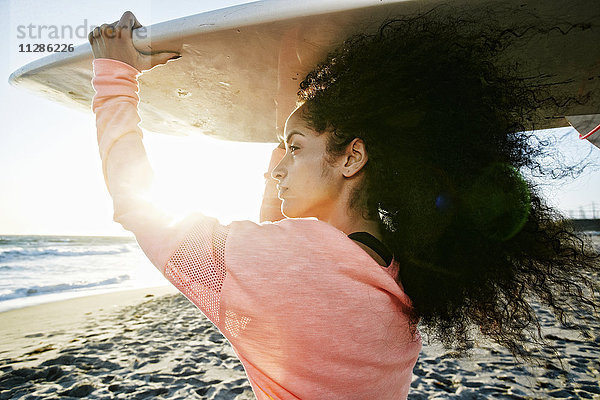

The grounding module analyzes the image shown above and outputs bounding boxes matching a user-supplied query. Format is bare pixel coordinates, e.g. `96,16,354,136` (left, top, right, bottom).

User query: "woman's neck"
323,207,388,266
322,203,383,241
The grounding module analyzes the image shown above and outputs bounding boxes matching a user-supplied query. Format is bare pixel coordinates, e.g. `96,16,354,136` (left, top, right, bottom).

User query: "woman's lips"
277,185,288,198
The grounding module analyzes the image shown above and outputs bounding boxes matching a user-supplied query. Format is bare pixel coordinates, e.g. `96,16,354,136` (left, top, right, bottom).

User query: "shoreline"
0,285,177,365
0,283,171,314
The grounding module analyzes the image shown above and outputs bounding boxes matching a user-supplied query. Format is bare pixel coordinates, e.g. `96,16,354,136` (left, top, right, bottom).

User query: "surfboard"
8,0,600,147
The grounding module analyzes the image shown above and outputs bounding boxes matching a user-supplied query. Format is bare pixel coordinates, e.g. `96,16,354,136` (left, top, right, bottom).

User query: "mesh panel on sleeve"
164,220,229,324
225,309,251,338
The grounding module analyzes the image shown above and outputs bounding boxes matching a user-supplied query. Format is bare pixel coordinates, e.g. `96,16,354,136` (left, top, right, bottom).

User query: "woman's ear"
342,138,368,178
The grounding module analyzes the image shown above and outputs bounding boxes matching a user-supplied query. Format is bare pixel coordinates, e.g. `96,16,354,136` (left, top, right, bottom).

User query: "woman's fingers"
89,11,180,71
120,11,143,29
116,11,141,30
131,13,142,30
112,12,144,43
149,51,181,66
100,23,113,37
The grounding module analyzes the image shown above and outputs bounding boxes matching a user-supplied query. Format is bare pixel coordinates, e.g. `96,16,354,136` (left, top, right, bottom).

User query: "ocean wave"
0,246,132,261
0,275,131,302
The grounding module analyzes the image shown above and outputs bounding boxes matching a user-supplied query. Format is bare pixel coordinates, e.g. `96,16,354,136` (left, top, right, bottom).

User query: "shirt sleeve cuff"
93,58,140,75
91,58,141,112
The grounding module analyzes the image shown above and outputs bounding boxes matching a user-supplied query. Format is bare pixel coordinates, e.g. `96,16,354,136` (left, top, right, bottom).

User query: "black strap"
348,232,393,267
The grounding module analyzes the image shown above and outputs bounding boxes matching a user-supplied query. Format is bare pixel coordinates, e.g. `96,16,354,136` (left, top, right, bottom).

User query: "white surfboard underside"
9,0,600,145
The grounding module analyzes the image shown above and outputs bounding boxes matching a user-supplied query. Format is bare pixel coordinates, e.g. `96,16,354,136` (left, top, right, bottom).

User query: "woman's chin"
281,202,308,219
281,203,298,218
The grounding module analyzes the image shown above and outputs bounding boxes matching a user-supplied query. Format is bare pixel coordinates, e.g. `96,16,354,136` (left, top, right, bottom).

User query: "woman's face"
271,107,344,219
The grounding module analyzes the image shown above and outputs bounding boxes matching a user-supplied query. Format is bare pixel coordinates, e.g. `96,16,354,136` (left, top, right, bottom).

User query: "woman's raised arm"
89,12,196,270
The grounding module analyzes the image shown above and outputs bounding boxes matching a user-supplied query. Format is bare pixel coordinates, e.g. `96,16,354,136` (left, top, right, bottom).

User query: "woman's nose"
271,159,286,181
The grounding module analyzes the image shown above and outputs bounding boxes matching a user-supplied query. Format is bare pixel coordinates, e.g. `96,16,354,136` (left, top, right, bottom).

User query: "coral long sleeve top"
91,58,421,400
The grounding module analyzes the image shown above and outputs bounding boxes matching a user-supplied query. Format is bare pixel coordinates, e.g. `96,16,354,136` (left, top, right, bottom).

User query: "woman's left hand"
88,11,180,72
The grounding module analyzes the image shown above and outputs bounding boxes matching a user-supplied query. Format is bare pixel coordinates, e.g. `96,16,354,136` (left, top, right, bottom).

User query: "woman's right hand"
88,11,179,72
259,143,286,222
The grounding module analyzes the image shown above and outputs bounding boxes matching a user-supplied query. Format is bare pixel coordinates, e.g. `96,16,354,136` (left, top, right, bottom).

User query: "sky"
1,0,276,236
0,0,599,236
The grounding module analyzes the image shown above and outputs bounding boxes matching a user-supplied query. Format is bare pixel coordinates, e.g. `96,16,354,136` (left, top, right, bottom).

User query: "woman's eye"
289,145,299,153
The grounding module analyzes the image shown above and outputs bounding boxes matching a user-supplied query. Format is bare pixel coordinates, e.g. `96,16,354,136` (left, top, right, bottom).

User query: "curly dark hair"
298,10,600,361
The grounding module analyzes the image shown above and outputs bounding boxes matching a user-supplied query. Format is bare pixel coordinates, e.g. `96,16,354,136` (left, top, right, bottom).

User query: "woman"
88,9,599,399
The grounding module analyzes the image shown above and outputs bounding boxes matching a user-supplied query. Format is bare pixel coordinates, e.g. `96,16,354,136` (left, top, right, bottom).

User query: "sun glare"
144,131,277,225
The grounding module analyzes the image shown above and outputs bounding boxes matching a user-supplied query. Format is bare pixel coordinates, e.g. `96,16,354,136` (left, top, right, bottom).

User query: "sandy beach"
1,268,599,399
0,286,253,399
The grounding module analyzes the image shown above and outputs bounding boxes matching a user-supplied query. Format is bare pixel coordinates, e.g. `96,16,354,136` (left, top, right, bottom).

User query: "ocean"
0,235,166,312
1,232,597,314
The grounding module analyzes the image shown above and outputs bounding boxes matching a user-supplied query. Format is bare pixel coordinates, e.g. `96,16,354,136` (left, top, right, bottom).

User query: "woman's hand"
88,11,179,72
259,143,286,222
